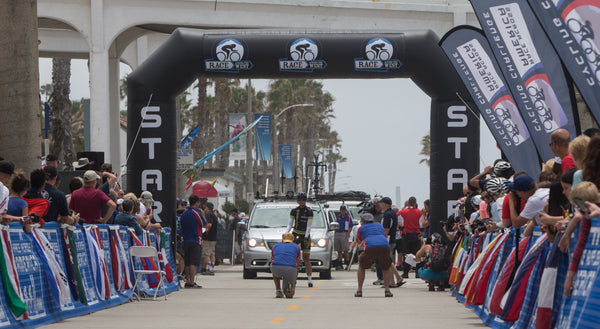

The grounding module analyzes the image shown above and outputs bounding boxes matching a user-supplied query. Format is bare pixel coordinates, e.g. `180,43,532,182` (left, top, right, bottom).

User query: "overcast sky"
39,59,500,206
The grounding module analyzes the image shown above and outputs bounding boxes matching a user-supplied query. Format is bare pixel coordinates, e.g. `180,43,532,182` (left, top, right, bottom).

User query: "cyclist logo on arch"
354,38,402,72
205,38,253,73
279,38,327,73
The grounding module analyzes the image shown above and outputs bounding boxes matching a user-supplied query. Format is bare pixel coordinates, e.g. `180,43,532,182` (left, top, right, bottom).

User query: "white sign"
177,148,194,170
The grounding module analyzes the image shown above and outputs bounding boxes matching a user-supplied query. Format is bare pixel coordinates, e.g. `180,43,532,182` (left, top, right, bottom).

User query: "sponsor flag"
60,226,80,302
194,115,264,168
440,26,541,176
470,233,509,306
85,227,111,300
66,228,87,305
184,173,194,193
489,235,530,315
180,124,201,149
156,231,174,283
471,0,578,162
528,0,600,125
279,144,293,179
0,228,28,318
254,113,271,161
229,113,247,161
109,227,133,291
536,233,563,329
30,228,72,309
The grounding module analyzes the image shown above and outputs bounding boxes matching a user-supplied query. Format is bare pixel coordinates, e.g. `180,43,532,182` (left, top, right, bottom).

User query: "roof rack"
313,191,371,202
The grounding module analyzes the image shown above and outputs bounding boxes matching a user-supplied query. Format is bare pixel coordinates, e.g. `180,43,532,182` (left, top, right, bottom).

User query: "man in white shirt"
507,174,550,236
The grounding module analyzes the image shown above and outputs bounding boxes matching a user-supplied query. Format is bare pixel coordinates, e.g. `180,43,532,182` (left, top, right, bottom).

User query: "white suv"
241,200,336,279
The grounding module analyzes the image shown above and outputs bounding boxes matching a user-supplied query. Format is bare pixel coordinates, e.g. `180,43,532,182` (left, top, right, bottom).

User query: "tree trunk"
50,58,75,170
194,78,210,166
0,0,40,173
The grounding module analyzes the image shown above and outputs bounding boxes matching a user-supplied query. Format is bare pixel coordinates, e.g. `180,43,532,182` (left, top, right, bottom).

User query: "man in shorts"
334,205,353,270
271,232,301,298
181,195,210,288
286,192,314,287
355,213,394,298
201,202,218,275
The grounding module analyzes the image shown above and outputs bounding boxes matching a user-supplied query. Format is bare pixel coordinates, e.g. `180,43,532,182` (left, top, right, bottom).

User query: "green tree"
419,132,430,167
49,58,75,169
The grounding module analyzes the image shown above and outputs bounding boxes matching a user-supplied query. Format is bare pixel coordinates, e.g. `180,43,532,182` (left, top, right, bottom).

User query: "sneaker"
276,290,284,298
308,281,314,288
372,279,384,285
185,283,202,289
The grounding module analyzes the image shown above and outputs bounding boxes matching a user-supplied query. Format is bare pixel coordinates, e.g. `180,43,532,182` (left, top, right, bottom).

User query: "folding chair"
129,246,167,301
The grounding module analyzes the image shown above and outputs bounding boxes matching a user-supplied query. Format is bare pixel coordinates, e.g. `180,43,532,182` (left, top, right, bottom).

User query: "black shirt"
42,184,69,222
203,211,218,241
381,208,398,245
289,206,314,235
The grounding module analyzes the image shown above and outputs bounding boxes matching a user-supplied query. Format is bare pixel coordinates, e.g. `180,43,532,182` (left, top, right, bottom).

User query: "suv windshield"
250,206,325,229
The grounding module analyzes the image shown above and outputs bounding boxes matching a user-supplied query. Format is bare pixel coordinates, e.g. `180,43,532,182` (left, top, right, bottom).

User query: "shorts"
271,264,298,291
293,233,311,254
183,241,202,266
358,246,392,271
202,240,216,258
402,233,421,254
418,268,447,281
334,232,349,252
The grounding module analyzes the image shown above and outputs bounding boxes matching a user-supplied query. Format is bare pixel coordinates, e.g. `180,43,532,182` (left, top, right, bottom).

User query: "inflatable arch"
127,28,480,232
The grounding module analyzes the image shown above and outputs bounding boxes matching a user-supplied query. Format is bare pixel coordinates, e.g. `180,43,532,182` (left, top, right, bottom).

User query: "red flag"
184,173,194,193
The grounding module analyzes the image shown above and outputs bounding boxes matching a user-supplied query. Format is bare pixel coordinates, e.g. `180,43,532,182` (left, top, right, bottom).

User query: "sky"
39,58,500,206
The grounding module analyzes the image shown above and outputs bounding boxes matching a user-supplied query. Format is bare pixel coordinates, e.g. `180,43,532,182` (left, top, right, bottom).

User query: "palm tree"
49,58,75,170
419,132,430,167
0,0,40,173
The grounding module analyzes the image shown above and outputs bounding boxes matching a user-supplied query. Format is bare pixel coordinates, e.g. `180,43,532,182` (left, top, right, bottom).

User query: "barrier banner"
0,226,27,322
471,0,578,161
84,227,110,301
254,113,271,161
556,221,600,329
527,0,600,124
279,144,293,179
440,26,541,176
229,113,247,161
108,227,133,292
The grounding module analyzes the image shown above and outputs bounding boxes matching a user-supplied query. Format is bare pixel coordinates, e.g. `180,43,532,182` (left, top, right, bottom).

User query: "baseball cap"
46,154,58,162
509,174,535,192
43,165,58,179
282,233,294,243
471,195,482,206
380,197,392,205
177,199,187,205
239,212,247,218
140,191,154,202
0,160,15,175
340,205,347,210
83,170,100,182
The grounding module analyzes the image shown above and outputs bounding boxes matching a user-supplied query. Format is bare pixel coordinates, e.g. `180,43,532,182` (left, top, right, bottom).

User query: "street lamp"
273,103,313,193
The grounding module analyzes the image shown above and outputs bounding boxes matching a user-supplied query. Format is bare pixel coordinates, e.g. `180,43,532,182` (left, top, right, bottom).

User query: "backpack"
428,242,449,272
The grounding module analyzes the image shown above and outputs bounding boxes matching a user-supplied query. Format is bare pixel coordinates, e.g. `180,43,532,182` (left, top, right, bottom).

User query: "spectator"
506,174,550,236
230,208,243,264
7,171,29,217
549,128,575,173
378,196,404,287
22,169,50,220
398,196,422,278
69,170,116,224
355,213,394,298
201,202,218,275
421,199,431,239
136,191,161,232
569,135,590,188
334,205,353,270
181,195,209,288
581,136,600,189
66,176,84,207
42,166,76,224
416,233,448,291
484,177,508,227
114,199,144,235
44,153,59,169
271,233,301,298
72,157,93,171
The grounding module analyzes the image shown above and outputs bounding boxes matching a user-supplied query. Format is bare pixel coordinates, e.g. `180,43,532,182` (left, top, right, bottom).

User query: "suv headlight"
248,238,261,247
316,238,327,248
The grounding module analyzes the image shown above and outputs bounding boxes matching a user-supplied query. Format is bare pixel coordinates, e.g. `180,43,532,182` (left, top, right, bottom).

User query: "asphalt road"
44,265,487,329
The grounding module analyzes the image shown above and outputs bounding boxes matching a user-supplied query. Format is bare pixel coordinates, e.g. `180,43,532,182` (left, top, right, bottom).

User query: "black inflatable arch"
127,28,480,231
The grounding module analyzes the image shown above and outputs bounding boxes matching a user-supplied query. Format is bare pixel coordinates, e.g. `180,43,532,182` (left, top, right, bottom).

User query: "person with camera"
415,233,448,291
271,232,301,298
354,213,394,297
136,191,162,232
334,205,353,270
286,192,315,287
379,197,405,287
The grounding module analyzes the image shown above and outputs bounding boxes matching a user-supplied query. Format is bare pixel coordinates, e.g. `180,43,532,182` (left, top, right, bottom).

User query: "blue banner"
471,0,578,161
180,124,200,149
440,26,541,176
279,144,293,179
527,0,600,126
254,113,271,161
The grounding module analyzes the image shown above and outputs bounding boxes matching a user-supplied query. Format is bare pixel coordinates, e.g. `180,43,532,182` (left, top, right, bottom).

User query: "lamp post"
273,103,313,193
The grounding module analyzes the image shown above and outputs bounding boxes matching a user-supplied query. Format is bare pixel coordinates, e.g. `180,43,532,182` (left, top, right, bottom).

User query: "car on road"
241,199,337,279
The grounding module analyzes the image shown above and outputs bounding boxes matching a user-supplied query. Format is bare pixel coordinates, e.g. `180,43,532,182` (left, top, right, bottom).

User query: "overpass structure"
37,0,478,165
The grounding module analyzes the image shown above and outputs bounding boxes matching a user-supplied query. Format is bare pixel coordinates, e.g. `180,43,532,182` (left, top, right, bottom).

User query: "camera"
358,201,377,216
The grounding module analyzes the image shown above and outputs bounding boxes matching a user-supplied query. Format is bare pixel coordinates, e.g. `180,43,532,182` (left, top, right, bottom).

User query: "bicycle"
366,43,390,60
290,43,315,61
216,44,241,61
